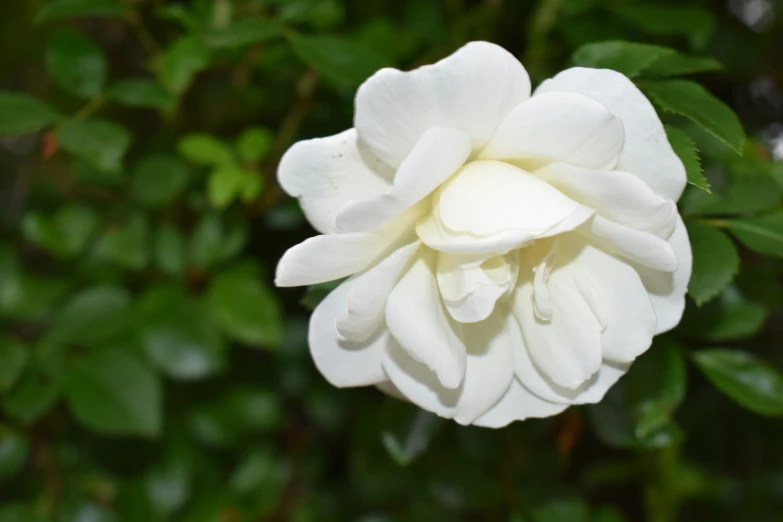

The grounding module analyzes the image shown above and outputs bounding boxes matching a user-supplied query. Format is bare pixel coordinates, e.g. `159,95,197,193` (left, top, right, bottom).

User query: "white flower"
275,42,692,428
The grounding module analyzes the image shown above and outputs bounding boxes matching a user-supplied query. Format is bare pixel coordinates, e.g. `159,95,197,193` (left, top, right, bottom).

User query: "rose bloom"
275,42,692,428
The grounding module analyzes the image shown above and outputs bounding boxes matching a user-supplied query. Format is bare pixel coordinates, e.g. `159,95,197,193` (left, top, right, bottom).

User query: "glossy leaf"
665,126,709,192
0,92,61,136
726,213,783,258
288,34,389,86
131,154,190,208
158,37,211,95
57,118,132,173
95,214,150,270
178,134,235,167
0,429,29,481
46,28,106,99
693,349,783,416
571,41,673,78
107,79,177,110
642,53,722,77
204,18,282,49
153,224,186,276
686,221,739,306
0,337,29,391
643,80,745,154
49,286,132,346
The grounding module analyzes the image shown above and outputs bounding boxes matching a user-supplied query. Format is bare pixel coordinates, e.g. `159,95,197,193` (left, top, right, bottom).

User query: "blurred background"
1,0,782,521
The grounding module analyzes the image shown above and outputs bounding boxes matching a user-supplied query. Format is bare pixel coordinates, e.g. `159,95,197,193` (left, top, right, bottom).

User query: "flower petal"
277,129,392,233
513,265,603,389
631,216,692,334
536,67,686,201
472,378,568,428
385,250,467,389
582,216,678,272
355,41,531,167
336,241,421,341
453,311,515,424
480,91,624,170
275,208,419,287
309,280,389,387
436,252,515,323
537,162,677,238
335,126,472,233
564,240,657,363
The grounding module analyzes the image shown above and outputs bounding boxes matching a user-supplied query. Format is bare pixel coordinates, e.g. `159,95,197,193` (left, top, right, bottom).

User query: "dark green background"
1,0,783,521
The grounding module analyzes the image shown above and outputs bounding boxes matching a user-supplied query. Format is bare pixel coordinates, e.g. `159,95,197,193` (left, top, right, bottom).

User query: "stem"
73,97,106,120
126,9,160,55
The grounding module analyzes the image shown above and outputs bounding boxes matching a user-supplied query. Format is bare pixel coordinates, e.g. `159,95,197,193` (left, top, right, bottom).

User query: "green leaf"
0,92,61,136
158,36,211,95
137,287,226,380
681,284,768,341
35,0,127,23
46,28,106,99
288,34,389,86
686,221,739,306
131,154,190,208
188,387,281,446
685,175,780,215
0,338,29,391
57,118,131,173
236,127,273,164
95,214,150,270
106,79,176,110
49,286,132,346
229,446,288,514
153,224,186,276
2,369,61,424
380,399,442,466
207,267,282,347
189,214,223,270
642,80,745,154
65,348,162,437
204,18,282,49
571,41,674,78
23,204,100,258
693,349,783,416
726,213,783,258
178,134,235,167
664,126,709,192
641,53,722,77
530,495,589,522
0,428,29,482
207,167,243,209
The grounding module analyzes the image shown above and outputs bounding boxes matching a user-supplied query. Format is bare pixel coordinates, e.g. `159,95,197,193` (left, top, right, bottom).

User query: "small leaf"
188,387,281,446
95,214,150,270
46,28,106,99
158,36,211,95
693,349,783,416
681,284,768,341
57,118,131,173
229,446,288,514
641,53,722,77
664,126,709,192
288,34,389,86
2,370,61,424
642,79,745,154
189,214,223,270
106,79,176,110
0,429,29,482
65,348,162,436
571,41,673,78
49,286,132,346
685,175,780,215
131,154,190,208
35,0,128,24
178,134,235,167
204,18,282,49
236,127,273,164
0,338,29,391
207,267,283,347
137,286,227,381
726,213,783,258
207,167,243,209
380,399,442,466
23,204,100,258
0,92,61,136
153,224,186,276
686,221,739,306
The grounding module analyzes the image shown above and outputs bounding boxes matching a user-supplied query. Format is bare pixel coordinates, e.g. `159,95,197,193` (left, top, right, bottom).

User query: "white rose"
275,42,692,428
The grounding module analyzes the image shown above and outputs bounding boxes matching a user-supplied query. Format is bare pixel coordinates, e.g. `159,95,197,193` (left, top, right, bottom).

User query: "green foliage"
0,1,781,521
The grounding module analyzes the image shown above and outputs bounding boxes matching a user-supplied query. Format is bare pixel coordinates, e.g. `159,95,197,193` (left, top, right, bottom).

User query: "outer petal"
275,207,418,287
537,162,677,238
309,280,389,387
277,129,391,233
336,241,421,341
472,379,567,428
582,216,678,273
452,311,515,425
355,41,531,167
513,270,603,390
385,250,466,389
480,91,624,170
632,216,692,334
563,240,657,363
335,127,471,233
536,67,686,201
